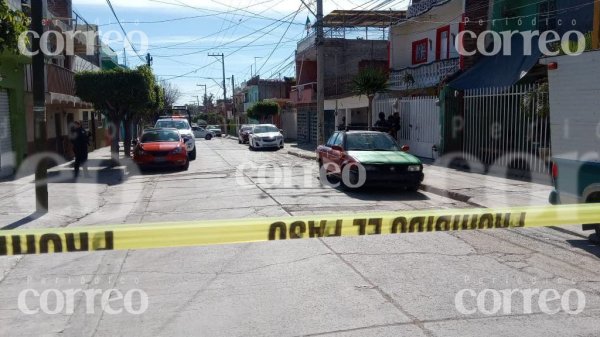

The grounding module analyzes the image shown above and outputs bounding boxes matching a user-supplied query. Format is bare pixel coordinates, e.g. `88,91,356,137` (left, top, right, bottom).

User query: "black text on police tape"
268,212,526,240
0,231,114,256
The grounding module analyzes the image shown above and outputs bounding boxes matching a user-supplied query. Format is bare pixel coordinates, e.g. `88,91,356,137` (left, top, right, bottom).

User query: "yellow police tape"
1,203,599,256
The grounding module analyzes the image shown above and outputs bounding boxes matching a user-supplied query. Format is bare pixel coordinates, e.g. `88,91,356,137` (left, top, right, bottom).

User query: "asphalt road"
1,137,599,337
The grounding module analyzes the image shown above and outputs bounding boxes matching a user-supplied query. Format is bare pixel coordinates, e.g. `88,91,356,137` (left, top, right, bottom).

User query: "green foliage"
0,1,30,54
352,67,389,98
75,66,155,119
195,113,223,124
247,101,279,120
521,82,550,119
552,31,594,56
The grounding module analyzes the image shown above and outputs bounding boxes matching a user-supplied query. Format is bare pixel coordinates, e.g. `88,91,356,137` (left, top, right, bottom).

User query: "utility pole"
209,53,226,102
316,0,325,145
123,48,127,67
32,0,48,213
231,75,236,118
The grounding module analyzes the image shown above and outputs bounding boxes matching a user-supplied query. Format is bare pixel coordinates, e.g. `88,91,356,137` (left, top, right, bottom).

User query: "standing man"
71,121,90,178
391,112,401,140
374,112,389,132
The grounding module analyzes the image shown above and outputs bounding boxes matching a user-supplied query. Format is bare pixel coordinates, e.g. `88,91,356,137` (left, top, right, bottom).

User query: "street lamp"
254,57,262,77
197,84,207,111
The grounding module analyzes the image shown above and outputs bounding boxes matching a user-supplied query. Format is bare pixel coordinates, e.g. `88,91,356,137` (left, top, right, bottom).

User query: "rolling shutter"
0,90,13,176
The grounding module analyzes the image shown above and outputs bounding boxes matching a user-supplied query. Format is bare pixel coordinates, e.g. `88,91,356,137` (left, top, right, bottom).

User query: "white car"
155,117,197,160
192,126,215,140
249,124,284,150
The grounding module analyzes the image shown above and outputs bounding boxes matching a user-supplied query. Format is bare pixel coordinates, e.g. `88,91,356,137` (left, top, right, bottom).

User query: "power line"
256,4,303,75
105,0,145,62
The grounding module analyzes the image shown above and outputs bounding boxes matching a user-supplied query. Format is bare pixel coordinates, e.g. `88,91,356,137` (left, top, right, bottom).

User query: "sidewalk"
0,146,131,230
285,143,553,209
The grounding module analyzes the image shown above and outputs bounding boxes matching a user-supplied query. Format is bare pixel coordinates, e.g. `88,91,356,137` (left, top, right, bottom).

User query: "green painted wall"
0,52,29,168
492,0,539,32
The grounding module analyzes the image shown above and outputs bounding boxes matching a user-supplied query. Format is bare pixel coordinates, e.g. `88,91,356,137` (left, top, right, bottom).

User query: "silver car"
192,126,215,140
249,124,284,150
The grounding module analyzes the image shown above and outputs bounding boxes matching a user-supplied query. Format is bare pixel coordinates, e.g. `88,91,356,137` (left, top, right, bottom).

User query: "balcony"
297,27,389,54
47,64,76,96
291,82,316,104
407,0,452,19
324,74,355,98
389,58,460,91
24,63,91,107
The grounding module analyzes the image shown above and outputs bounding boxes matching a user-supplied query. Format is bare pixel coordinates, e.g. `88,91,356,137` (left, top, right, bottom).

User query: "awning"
449,35,542,90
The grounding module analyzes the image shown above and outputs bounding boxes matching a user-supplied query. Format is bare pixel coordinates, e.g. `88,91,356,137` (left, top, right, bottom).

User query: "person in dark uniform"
71,121,89,178
374,112,389,132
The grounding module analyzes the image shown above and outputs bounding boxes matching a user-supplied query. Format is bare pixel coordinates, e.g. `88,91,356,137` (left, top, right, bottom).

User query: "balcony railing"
389,58,460,91
407,0,452,18
25,64,76,96
47,64,76,96
324,74,355,98
291,82,316,104
297,27,389,54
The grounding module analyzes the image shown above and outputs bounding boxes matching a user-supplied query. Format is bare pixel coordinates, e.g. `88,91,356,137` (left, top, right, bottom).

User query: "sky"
72,0,409,105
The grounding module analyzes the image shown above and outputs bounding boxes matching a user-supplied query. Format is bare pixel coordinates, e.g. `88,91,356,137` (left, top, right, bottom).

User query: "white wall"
325,96,369,110
389,0,463,70
545,51,600,160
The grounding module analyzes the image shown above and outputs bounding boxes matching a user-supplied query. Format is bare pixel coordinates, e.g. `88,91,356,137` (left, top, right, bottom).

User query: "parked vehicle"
238,125,253,144
248,124,284,150
133,128,189,171
192,126,214,140
155,116,196,160
316,131,423,190
206,125,223,137
544,51,600,237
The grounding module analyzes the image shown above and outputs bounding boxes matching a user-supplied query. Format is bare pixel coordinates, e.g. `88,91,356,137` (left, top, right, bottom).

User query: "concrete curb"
419,184,481,207
285,149,482,206
287,150,317,161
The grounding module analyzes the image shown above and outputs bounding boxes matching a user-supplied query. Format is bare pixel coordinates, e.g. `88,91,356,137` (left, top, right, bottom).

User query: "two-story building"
241,76,291,126
293,10,406,144
1,0,98,175
22,1,100,161
0,0,29,178
388,0,464,94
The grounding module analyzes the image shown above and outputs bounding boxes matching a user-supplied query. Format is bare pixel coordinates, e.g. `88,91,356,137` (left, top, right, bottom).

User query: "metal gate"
0,89,13,177
397,96,440,159
463,84,551,175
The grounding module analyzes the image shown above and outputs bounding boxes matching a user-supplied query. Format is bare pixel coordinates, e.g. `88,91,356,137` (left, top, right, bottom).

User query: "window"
412,38,428,65
538,0,557,32
326,132,339,146
332,133,344,147
436,26,450,60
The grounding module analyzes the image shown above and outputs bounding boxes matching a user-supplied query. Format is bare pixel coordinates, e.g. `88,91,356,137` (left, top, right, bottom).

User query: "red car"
133,128,189,171
317,131,424,190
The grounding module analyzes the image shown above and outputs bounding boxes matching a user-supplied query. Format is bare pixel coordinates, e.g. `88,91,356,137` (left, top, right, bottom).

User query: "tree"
202,93,215,113
351,67,389,129
247,101,279,121
75,66,156,160
0,1,30,54
160,80,181,109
